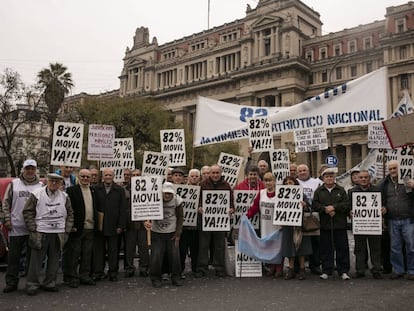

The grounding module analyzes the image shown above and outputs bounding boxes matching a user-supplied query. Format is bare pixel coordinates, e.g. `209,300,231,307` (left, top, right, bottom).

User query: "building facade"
76,0,414,175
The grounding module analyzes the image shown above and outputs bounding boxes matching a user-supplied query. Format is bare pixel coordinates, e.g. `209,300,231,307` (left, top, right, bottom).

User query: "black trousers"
320,229,350,275
5,235,30,286
179,228,199,273
93,233,119,278
354,235,382,273
197,230,225,273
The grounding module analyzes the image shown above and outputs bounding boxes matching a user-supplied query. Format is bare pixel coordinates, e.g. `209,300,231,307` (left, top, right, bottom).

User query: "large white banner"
194,67,388,147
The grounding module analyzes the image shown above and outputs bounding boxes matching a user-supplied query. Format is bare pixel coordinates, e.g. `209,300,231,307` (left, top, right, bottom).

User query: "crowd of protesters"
1,153,414,294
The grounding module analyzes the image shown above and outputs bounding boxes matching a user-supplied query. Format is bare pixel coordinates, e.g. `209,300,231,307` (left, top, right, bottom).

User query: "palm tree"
37,62,74,126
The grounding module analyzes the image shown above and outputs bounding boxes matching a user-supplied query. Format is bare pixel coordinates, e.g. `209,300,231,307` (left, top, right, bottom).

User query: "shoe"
373,272,383,279
180,272,186,279
41,285,59,292
274,271,283,278
152,280,162,288
139,270,149,277
68,281,79,288
215,270,226,278
353,272,365,278
284,268,295,280
161,273,170,281
109,276,118,282
80,279,96,285
320,273,329,280
125,270,135,278
298,269,306,280
26,287,38,296
172,278,183,286
311,268,322,275
194,270,206,278
341,273,351,280
406,274,414,281
390,272,404,280
3,285,18,293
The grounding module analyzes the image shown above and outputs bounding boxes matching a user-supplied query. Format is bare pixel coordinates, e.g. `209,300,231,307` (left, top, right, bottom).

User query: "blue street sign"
326,155,338,167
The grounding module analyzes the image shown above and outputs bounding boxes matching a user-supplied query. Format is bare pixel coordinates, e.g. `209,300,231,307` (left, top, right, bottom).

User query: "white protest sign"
294,127,328,153
173,184,200,227
87,124,115,160
202,190,230,231
160,129,186,166
51,122,84,167
217,152,244,188
273,185,303,226
270,149,290,185
141,151,169,180
131,176,163,221
368,123,391,149
248,116,274,152
100,138,135,183
235,242,262,277
233,190,259,229
397,145,414,183
352,192,382,235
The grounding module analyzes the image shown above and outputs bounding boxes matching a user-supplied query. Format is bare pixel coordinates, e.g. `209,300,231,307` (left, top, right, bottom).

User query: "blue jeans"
388,218,414,274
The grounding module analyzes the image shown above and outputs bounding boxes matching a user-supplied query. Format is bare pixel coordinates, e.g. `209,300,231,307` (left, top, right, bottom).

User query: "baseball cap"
162,182,175,194
23,159,37,168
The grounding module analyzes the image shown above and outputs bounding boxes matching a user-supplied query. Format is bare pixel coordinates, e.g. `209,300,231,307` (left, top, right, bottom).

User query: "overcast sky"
0,0,404,95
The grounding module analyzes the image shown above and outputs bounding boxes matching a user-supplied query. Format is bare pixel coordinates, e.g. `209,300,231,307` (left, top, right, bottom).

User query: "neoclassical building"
67,0,414,175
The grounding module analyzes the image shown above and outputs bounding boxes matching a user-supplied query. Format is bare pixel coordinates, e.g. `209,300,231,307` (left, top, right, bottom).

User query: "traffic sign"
326,155,338,167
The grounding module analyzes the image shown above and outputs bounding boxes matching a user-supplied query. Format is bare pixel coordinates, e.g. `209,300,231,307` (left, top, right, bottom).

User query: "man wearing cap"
145,182,184,288
313,167,351,280
23,173,73,295
1,159,43,293
63,169,98,288
171,168,186,185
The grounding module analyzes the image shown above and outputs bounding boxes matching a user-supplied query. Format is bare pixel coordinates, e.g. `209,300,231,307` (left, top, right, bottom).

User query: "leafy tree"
37,62,74,126
0,68,43,176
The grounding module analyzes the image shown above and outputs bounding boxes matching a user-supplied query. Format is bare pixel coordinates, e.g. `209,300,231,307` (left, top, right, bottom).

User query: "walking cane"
330,216,335,280
146,221,152,277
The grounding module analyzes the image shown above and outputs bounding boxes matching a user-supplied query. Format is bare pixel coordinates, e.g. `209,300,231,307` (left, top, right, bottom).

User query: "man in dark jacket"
348,170,382,279
195,164,234,277
313,167,350,280
63,169,98,287
92,168,126,282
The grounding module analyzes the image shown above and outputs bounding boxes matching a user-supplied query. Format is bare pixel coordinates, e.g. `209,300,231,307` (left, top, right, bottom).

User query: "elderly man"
1,159,43,293
378,160,414,280
235,165,264,191
195,164,234,277
63,169,97,288
23,173,73,295
313,167,350,280
92,168,126,282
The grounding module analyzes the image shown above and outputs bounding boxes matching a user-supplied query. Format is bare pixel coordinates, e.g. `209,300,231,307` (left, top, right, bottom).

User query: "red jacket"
235,178,265,191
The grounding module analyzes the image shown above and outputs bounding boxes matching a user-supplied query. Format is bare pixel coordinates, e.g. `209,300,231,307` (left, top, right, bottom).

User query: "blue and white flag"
237,215,283,264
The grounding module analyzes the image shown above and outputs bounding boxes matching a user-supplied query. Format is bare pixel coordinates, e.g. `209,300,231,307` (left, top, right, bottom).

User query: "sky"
0,0,405,95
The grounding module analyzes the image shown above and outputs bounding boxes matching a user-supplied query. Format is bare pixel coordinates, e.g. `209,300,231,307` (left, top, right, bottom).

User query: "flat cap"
321,167,338,176
47,173,64,181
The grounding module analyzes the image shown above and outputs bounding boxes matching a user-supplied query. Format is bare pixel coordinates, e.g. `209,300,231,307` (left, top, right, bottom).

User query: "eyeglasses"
80,175,90,178
48,180,61,184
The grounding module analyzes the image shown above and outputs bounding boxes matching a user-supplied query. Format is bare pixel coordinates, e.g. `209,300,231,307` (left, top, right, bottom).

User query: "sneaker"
341,273,351,280
3,285,18,293
320,273,329,280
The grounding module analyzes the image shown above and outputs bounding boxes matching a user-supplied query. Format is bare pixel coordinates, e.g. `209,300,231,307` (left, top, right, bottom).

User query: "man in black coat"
92,168,127,282
63,168,98,287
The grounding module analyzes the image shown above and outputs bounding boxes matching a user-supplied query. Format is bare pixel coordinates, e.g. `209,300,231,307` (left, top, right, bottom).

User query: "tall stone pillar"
345,144,352,171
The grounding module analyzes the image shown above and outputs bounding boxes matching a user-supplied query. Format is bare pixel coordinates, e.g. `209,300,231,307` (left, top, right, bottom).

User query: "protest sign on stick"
141,151,169,181
270,149,290,185
248,116,274,152
51,122,84,167
202,190,230,231
131,176,163,221
217,152,243,188
273,185,303,226
173,184,200,227
368,123,391,149
87,124,115,160
160,129,186,166
100,138,135,182
294,127,328,153
352,192,382,235
233,190,259,229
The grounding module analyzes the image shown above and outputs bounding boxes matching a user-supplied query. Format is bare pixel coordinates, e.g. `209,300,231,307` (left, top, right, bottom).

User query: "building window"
351,65,357,77
396,18,406,33
348,40,357,53
190,41,206,52
319,47,327,60
322,70,328,82
221,31,239,43
401,74,409,90
363,37,372,49
400,45,407,59
334,44,342,56
309,73,314,85
366,62,372,73
336,67,342,80
306,51,313,62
